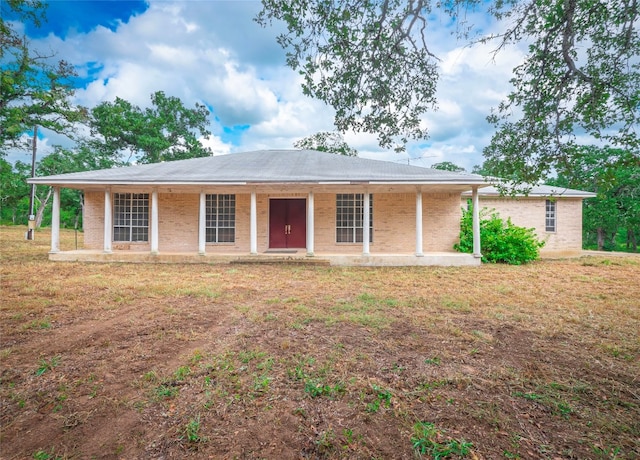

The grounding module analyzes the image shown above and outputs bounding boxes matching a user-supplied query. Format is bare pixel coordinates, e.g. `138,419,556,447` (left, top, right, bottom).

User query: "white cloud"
19,1,530,172
200,135,232,156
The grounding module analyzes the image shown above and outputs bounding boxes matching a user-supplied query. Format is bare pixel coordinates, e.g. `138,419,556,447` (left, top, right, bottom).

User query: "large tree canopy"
257,0,439,152
431,161,465,172
258,0,639,182
294,131,358,156
484,0,640,184
547,146,640,251
1,0,81,155
88,91,213,164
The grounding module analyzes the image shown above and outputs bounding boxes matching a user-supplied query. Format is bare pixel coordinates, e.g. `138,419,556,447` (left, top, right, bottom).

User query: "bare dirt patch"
1,227,639,459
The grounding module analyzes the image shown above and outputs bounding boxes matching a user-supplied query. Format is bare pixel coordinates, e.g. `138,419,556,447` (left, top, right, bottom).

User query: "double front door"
269,199,306,249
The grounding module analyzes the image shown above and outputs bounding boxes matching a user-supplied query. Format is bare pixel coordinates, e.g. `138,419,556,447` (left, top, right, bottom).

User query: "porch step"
231,256,330,266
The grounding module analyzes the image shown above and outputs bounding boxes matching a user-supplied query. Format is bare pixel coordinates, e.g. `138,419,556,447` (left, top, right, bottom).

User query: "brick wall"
158,193,198,252
424,193,463,252
83,191,104,250
470,197,584,251
159,193,253,254
313,192,461,253
82,190,464,254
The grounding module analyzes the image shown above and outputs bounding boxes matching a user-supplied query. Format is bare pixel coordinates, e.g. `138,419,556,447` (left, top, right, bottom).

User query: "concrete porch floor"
48,250,481,267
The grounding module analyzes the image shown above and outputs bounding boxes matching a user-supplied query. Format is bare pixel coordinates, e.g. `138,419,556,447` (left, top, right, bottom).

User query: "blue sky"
18,1,148,38
10,0,530,169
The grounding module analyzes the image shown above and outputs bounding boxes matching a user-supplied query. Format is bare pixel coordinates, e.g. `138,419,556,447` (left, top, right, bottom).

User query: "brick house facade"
30,150,487,266
82,190,464,254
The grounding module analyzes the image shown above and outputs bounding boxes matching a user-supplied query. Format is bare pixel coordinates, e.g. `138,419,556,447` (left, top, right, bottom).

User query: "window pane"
336,228,353,243
132,227,148,242
335,194,373,243
218,228,235,243
206,194,235,243
113,193,149,242
545,200,556,232
113,227,130,242
205,228,217,243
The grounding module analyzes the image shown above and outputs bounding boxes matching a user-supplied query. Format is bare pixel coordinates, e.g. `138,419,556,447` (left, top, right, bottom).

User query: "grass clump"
366,384,392,413
181,414,207,446
36,356,60,376
32,450,63,460
411,421,473,458
304,379,345,399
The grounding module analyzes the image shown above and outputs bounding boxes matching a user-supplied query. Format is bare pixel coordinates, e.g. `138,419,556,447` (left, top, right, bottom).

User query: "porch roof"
462,184,596,198
29,149,488,189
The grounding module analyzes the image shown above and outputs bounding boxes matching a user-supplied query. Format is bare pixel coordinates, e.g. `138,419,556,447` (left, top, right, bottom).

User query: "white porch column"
198,191,206,255
151,188,159,254
50,186,60,253
250,190,257,255
472,186,481,258
307,191,315,256
103,188,112,253
415,190,423,257
362,191,370,256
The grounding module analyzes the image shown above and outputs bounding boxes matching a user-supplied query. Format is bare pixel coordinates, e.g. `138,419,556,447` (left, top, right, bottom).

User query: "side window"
545,199,556,232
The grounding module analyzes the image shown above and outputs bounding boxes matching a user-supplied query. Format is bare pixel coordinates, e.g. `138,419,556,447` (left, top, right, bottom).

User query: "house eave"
461,191,597,199
28,179,492,189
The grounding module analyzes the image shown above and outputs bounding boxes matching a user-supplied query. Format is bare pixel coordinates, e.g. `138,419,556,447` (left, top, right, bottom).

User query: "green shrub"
455,206,544,265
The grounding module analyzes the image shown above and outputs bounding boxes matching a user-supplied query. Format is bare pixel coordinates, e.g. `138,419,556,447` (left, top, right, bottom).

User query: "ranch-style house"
29,149,488,266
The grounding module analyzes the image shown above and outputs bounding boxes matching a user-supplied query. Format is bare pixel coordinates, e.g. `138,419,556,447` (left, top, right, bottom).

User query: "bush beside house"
456,207,545,265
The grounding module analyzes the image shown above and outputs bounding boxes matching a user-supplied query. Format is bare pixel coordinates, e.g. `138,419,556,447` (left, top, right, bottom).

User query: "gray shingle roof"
30,149,487,186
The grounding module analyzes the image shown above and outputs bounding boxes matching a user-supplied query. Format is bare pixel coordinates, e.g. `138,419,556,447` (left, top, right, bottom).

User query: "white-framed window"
113,193,149,242
336,193,373,243
545,199,556,232
206,194,235,243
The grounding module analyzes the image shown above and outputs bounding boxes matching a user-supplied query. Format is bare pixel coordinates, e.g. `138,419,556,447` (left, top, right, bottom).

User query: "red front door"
269,199,306,249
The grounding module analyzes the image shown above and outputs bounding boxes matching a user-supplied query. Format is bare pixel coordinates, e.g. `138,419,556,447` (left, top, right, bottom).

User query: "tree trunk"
35,187,53,228
74,193,84,229
627,228,638,252
597,227,605,251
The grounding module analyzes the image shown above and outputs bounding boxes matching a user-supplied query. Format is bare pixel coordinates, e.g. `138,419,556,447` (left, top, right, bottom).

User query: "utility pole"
26,125,37,240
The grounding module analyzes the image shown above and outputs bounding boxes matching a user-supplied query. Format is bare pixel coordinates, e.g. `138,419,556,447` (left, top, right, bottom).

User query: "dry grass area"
1,226,639,459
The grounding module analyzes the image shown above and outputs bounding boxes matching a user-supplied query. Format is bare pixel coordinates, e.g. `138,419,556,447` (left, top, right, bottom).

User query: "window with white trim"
206,194,235,243
336,193,373,243
545,199,556,232
113,193,149,242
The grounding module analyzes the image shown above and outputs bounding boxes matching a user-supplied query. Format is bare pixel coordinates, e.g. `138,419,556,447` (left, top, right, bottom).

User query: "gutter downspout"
415,189,423,257
472,186,481,259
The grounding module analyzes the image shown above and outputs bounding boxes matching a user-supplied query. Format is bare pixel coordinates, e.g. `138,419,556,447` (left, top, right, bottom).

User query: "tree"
88,91,213,164
431,161,465,172
24,145,109,228
1,0,81,155
471,160,501,178
0,158,29,223
257,1,439,152
547,146,640,251
258,0,639,179
483,0,639,186
293,131,358,156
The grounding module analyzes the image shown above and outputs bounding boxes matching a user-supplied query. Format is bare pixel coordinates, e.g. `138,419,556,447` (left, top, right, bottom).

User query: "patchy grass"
1,226,639,458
